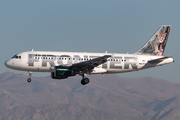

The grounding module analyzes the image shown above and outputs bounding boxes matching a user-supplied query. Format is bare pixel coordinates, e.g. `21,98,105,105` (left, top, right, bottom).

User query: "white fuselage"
5,51,174,74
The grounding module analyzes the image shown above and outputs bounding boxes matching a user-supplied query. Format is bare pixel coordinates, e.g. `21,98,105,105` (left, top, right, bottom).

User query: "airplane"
5,25,174,85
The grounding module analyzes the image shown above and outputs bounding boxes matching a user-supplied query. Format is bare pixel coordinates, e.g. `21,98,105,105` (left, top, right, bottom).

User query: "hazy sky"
1,0,179,83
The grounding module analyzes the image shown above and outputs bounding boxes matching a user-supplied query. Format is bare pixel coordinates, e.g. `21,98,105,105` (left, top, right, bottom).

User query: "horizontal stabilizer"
148,57,171,64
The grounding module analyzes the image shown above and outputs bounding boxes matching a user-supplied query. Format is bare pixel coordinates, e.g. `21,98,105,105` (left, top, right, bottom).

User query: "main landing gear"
81,74,90,85
27,71,32,83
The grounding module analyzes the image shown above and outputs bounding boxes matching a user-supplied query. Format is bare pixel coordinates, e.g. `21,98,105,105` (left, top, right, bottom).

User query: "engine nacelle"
51,65,76,79
51,72,68,79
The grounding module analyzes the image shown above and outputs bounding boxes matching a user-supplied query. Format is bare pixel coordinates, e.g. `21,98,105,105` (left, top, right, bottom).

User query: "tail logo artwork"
136,26,171,56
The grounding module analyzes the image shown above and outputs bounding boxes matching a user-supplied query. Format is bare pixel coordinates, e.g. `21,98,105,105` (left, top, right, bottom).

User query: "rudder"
135,25,171,56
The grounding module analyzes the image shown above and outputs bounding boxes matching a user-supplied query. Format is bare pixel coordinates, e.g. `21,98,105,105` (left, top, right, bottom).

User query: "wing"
72,55,111,72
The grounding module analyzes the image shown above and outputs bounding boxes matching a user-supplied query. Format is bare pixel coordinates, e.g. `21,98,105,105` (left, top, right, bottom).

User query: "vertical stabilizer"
135,26,171,56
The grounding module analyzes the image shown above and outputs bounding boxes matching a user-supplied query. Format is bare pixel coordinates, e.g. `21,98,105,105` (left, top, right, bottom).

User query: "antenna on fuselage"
112,53,115,57
32,49,34,51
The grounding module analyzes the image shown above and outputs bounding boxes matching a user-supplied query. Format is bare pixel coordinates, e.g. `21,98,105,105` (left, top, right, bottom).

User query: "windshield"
12,55,21,59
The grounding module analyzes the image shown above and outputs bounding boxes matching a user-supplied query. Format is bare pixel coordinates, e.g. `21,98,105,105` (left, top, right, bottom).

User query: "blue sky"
0,0,179,83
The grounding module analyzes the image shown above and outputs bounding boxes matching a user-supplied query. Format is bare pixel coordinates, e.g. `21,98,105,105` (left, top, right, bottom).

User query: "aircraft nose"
5,60,12,68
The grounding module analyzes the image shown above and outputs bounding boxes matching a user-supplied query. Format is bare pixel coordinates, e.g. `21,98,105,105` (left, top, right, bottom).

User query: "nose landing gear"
27,71,32,83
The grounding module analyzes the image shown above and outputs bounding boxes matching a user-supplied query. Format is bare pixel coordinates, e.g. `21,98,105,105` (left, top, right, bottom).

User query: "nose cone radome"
5,60,11,68
5,59,15,69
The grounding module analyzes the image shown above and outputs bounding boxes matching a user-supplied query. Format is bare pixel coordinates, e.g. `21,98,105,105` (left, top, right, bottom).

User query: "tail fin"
135,25,171,56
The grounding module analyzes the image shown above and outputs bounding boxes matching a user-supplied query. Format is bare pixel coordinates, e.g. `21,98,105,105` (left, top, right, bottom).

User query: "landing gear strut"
27,71,32,83
81,73,90,85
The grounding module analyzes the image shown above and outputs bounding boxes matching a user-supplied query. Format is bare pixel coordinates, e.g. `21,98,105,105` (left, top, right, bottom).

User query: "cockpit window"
12,55,17,58
12,55,21,59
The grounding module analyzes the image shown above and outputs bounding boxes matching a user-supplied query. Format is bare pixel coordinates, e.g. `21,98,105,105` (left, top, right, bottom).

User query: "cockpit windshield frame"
12,54,21,59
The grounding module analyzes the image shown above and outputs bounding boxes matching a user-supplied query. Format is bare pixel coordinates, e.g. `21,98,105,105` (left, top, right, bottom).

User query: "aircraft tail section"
135,25,171,56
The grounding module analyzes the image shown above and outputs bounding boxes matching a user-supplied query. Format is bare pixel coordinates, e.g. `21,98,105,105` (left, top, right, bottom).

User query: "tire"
81,78,90,85
84,78,90,84
81,79,86,85
27,78,31,82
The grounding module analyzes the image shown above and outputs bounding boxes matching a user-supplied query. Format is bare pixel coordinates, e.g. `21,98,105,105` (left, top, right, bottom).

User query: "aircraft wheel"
81,79,85,85
27,78,31,82
84,78,90,84
81,78,90,85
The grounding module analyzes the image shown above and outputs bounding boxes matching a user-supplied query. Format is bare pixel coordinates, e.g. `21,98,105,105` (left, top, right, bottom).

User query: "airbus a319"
5,26,174,85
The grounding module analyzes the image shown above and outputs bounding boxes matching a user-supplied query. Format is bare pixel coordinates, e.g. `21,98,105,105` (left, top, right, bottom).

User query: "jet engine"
51,65,76,79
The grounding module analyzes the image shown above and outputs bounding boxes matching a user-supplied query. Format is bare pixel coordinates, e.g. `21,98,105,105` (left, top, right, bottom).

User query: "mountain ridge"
0,72,179,120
